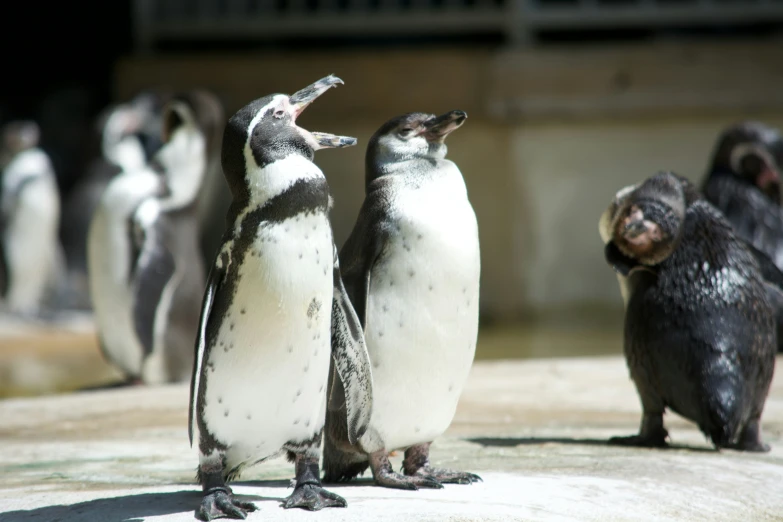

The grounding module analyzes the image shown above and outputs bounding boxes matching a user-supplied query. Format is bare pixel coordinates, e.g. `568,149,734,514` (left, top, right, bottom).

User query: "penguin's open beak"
310,132,357,149
289,75,344,120
421,110,467,142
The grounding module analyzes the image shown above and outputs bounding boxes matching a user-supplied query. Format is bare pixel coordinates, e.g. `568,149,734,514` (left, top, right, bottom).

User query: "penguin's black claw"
608,434,669,448
376,469,444,490
282,483,347,511
197,488,257,521
408,467,482,485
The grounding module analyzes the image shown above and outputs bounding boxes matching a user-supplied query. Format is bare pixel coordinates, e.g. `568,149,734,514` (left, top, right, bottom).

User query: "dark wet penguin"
701,121,783,268
603,171,776,451
323,110,482,489
188,76,373,520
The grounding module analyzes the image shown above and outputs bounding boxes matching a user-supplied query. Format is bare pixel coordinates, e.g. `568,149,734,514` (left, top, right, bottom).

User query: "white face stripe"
730,143,776,174
243,95,286,172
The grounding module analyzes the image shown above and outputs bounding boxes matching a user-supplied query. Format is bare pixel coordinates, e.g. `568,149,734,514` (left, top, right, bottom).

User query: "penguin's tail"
322,418,369,483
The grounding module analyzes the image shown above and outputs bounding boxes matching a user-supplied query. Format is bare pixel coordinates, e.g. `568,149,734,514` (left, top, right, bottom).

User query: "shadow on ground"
0,490,271,522
468,437,716,453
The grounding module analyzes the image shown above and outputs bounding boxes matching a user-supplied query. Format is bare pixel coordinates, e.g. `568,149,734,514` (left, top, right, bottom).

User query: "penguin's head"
609,172,687,269
221,75,355,196
162,90,225,156
710,121,783,204
1,120,40,168
366,110,467,178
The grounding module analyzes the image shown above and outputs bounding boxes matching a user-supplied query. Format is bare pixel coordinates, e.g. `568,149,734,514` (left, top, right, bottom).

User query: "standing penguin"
88,90,223,385
61,91,170,310
0,120,64,317
323,111,482,489
701,121,783,268
188,75,373,520
603,171,776,451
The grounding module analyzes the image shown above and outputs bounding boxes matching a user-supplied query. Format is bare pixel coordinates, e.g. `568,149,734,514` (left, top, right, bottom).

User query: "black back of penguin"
612,172,776,449
701,122,783,268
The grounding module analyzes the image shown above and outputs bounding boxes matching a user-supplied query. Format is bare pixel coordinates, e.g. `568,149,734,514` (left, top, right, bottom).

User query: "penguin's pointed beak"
420,110,467,143
289,75,344,120
310,132,357,150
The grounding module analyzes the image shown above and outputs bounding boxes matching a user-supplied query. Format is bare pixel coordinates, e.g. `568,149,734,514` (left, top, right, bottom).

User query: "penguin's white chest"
87,171,161,377
200,212,334,468
1,149,61,313
364,181,480,451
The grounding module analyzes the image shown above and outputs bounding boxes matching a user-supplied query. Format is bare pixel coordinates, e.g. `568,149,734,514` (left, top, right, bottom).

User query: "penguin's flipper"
129,207,176,360
743,240,783,290
330,243,373,445
189,260,223,446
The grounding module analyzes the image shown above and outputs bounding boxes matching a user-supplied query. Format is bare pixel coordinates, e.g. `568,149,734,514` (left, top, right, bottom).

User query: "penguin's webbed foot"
723,420,770,453
282,484,347,511
375,468,444,490
725,440,770,452
406,466,482,485
197,487,257,521
608,433,669,448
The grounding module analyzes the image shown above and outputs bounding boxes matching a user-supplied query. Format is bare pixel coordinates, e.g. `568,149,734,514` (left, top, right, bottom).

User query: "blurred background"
1,0,782,397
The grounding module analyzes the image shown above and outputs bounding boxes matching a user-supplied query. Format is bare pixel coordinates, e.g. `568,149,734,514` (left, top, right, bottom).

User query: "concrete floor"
1,356,782,522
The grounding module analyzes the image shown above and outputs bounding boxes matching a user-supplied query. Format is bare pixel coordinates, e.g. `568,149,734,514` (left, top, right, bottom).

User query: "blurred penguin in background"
61,91,169,310
88,90,224,385
0,120,65,318
701,121,783,269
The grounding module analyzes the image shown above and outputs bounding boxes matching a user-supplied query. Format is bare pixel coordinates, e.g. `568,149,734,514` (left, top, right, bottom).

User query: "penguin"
0,120,64,317
701,121,783,268
188,75,374,521
323,110,482,489
61,91,170,310
87,90,223,385
603,171,776,451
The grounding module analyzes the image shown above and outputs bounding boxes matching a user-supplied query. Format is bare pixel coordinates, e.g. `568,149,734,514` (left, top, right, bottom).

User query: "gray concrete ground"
1,356,782,522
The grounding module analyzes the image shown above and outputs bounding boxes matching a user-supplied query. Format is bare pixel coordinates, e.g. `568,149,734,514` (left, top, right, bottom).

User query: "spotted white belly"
200,213,334,469
363,177,480,452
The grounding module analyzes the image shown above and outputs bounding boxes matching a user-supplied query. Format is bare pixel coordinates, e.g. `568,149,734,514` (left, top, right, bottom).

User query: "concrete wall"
115,39,783,321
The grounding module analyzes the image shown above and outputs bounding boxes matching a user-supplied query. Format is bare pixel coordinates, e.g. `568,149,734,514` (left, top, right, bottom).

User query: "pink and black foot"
370,450,443,490
403,443,482,485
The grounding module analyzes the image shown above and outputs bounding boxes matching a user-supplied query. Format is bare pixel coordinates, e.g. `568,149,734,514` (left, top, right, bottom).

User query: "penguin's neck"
104,134,146,172
244,153,324,209
155,126,207,211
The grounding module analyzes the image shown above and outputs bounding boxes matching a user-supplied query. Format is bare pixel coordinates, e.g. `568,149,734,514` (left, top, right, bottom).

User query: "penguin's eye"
740,154,764,175
273,109,286,119
398,128,414,138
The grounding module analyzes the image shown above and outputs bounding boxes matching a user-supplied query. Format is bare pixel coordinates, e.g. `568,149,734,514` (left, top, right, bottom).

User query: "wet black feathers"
622,199,776,447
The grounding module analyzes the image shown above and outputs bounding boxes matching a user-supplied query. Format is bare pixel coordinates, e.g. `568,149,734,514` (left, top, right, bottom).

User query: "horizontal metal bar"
527,4,783,28
145,11,508,38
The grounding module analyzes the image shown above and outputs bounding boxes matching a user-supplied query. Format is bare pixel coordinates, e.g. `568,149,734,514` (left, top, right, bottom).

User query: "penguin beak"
289,75,344,120
310,132,357,150
420,110,467,142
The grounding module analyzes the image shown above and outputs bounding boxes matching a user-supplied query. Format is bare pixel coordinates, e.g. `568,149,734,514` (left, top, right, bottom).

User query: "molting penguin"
0,120,64,317
701,121,783,268
323,110,482,489
188,75,373,520
603,171,776,451
87,90,223,385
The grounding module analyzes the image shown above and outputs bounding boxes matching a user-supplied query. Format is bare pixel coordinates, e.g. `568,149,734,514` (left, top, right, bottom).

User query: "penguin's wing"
743,240,783,290
337,188,392,327
330,243,373,444
189,258,223,446
129,201,176,358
